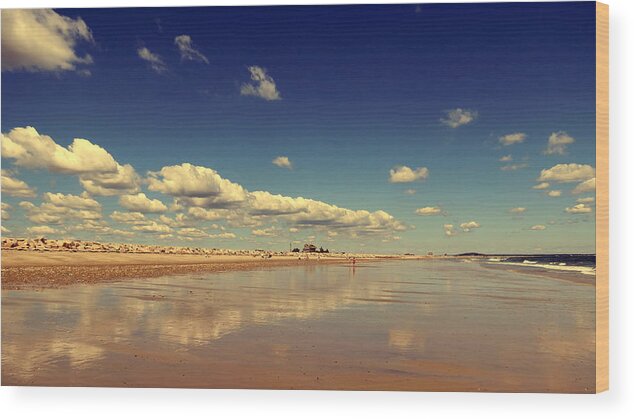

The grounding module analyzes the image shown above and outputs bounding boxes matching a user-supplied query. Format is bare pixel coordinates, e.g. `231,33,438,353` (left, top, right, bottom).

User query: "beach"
1,252,596,392
0,250,354,289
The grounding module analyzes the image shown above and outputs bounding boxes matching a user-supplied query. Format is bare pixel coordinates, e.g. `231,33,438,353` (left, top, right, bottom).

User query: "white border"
1,0,632,418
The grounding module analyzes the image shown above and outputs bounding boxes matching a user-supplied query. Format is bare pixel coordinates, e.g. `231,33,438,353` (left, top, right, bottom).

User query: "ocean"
484,254,596,276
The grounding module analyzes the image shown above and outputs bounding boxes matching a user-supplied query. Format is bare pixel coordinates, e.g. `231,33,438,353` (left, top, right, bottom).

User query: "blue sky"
1,3,597,254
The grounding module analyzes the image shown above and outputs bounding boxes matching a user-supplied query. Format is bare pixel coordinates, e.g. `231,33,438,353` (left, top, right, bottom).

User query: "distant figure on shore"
352,257,356,266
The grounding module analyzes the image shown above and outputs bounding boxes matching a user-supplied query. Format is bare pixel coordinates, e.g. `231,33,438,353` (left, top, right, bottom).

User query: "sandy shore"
1,250,354,289
2,258,595,391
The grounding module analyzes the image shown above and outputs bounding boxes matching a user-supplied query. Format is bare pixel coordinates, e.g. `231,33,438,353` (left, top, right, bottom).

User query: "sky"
1,3,597,254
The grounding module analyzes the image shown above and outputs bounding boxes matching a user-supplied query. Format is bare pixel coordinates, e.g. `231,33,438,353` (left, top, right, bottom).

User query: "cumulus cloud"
132,221,172,233
79,164,141,196
119,193,167,213
43,191,101,210
2,203,11,220
2,126,118,174
389,165,429,183
20,193,102,225
240,66,281,101
27,225,61,236
532,182,550,190
443,224,456,237
404,189,417,195
147,163,248,208
565,203,592,214
545,131,575,155
110,211,146,224
530,225,546,231
137,47,167,74
577,197,595,204
1,169,36,197
510,207,526,214
440,108,477,128
2,126,141,196
538,163,595,183
247,190,406,233
177,227,212,239
415,206,442,216
174,35,209,64
499,155,513,162
252,227,278,237
547,190,562,197
572,178,596,195
1,9,93,73
272,156,292,169
460,221,481,232
499,132,527,146
158,213,195,228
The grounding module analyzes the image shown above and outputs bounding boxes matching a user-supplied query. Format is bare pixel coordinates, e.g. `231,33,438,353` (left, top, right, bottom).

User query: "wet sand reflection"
2,260,595,392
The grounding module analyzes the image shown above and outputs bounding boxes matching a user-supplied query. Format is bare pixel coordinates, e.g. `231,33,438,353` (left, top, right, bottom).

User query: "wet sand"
1,250,352,289
1,259,595,392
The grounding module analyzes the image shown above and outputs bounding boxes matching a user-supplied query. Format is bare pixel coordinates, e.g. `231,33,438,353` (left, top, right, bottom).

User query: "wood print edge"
595,0,609,393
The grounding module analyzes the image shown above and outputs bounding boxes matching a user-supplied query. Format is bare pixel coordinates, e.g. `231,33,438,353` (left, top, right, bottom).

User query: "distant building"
303,243,317,253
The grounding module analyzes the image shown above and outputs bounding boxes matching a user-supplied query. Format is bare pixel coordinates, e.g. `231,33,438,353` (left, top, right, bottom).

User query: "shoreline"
1,250,362,290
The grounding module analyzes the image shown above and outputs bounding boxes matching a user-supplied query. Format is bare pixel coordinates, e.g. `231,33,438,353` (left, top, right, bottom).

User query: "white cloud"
248,190,406,234
177,227,211,239
545,131,575,155
510,207,526,214
530,225,546,231
110,211,146,224
576,197,595,204
2,126,118,174
211,232,236,239
240,66,281,101
443,224,456,237
147,163,248,208
1,9,93,73
119,193,167,213
404,189,417,195
39,159,408,238
565,203,592,214
43,191,101,210
2,126,141,196
547,190,562,197
1,169,36,197
415,206,442,216
389,165,429,183
440,108,477,128
499,132,527,146
174,35,209,64
572,177,596,195
500,163,528,171
158,213,195,228
538,163,595,183
79,164,141,196
460,221,481,232
137,47,167,74
20,193,102,225
499,155,513,162
272,156,292,169
132,221,172,233
1,225,10,234
532,182,550,190
2,203,11,220
252,227,278,237
27,225,60,236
